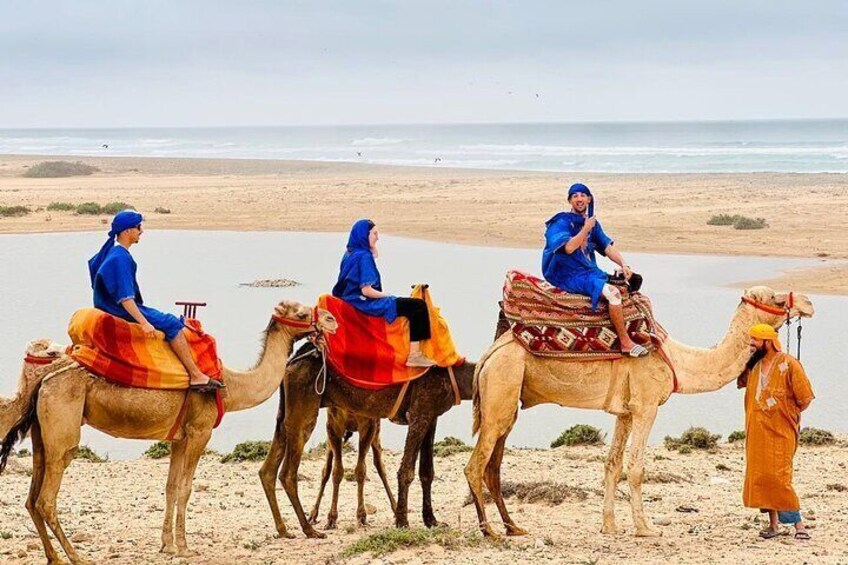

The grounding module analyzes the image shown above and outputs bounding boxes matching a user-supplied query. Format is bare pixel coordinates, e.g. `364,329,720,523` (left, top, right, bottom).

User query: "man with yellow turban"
738,323,814,540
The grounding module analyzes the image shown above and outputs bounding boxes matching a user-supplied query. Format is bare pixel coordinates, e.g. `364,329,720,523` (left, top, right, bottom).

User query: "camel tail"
0,379,42,475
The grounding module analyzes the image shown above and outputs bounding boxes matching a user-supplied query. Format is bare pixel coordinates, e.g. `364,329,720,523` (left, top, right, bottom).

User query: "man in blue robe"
88,210,224,391
542,183,648,357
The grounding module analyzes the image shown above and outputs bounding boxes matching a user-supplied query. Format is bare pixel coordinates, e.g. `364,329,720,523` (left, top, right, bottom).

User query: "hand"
583,216,597,232
622,265,633,280
141,322,157,338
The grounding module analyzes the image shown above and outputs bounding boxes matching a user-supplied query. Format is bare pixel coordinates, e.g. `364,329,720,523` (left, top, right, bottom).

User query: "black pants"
396,297,431,342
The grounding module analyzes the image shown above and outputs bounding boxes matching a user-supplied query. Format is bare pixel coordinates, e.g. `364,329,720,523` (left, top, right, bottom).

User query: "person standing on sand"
737,323,814,540
542,182,648,357
332,218,434,367
88,210,224,392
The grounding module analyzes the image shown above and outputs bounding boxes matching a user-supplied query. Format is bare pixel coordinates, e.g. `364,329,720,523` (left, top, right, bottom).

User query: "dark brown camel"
258,344,475,538
307,406,396,529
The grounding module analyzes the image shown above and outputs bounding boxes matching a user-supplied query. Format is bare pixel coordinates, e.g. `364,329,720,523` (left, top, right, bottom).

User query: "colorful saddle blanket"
503,270,667,360
317,285,463,390
68,308,222,390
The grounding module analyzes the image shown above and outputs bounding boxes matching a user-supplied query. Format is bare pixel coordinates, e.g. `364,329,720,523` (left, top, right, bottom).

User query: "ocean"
1,119,847,173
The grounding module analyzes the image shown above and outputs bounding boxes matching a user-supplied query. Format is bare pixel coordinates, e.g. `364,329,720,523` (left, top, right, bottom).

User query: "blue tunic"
332,219,398,323
92,245,184,341
542,212,613,310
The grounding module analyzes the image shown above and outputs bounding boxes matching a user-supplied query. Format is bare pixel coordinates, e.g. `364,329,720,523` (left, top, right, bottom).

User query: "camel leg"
258,415,294,539
627,405,660,537
355,424,377,526
279,389,324,538
371,426,397,514
485,434,526,536
160,438,186,554
172,429,213,557
308,447,333,525
394,418,431,528
25,421,62,564
601,413,633,535
464,352,524,539
324,426,345,530
418,422,440,528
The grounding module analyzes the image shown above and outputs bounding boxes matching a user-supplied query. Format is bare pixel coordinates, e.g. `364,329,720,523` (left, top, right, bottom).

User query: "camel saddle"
501,270,667,360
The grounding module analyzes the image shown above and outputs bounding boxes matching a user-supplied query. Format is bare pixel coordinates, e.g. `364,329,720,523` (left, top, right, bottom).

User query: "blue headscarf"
345,218,374,253
332,219,376,297
87,210,144,285
567,183,594,217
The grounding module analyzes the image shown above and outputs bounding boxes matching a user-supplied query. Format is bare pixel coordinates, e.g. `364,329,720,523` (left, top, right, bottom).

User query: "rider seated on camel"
542,183,648,358
332,218,434,368
88,210,225,392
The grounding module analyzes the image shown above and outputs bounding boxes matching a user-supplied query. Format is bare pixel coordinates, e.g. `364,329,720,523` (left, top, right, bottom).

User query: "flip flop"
794,531,811,540
189,378,225,393
623,344,649,358
759,528,782,539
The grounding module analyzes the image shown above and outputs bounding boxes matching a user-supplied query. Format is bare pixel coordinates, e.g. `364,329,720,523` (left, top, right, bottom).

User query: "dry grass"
463,480,601,507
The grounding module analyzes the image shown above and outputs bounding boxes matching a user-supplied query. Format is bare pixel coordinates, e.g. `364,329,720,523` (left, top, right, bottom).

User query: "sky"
1,1,847,127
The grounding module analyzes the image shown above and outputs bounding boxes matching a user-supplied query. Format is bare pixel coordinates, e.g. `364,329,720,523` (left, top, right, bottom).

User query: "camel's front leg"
173,429,213,557
601,413,632,535
395,419,431,528
418,422,440,528
627,406,660,537
160,438,186,554
25,422,62,564
279,390,323,538
307,447,333,525
371,427,397,514
325,429,345,529
258,415,294,538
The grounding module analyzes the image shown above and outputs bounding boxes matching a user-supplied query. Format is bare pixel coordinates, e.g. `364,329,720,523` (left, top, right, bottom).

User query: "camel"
1,340,67,439
0,301,337,564
465,286,814,539
258,343,475,538
307,407,396,529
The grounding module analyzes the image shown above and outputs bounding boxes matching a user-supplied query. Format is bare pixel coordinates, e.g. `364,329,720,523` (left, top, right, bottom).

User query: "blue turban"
87,210,144,285
567,183,594,217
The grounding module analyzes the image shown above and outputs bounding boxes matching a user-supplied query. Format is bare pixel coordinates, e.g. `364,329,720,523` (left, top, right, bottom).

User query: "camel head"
272,301,338,335
25,339,65,360
741,286,815,329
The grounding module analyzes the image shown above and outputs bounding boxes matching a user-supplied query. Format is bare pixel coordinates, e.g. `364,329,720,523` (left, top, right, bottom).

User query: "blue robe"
92,245,184,341
542,211,613,310
332,219,398,323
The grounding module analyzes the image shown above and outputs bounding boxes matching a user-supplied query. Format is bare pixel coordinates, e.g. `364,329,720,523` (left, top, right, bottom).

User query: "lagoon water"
1,231,845,460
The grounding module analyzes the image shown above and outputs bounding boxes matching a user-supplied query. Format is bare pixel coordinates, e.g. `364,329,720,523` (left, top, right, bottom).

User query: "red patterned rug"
503,270,668,360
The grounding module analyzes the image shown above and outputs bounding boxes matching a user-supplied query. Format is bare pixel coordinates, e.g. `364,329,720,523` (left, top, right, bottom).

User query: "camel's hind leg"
464,347,524,539
25,421,61,564
258,409,294,539
355,423,377,526
160,438,186,554
627,405,660,537
370,425,397,514
601,413,632,534
307,447,333,525
323,423,346,530
485,433,526,536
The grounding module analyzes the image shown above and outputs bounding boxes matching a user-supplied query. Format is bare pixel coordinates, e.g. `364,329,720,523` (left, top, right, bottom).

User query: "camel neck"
221,325,298,412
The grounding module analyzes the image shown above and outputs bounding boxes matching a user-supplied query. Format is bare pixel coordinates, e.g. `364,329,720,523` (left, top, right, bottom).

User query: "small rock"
17,550,27,558
195,483,209,492
26,543,40,551
654,517,672,526
365,503,377,515
534,538,546,549
676,505,699,513
70,531,92,543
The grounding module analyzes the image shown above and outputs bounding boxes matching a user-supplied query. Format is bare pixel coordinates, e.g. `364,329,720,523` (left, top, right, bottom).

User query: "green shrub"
341,526,480,558
727,430,746,444
707,214,740,226
154,206,171,214
15,448,31,458
220,440,271,463
799,427,835,446
678,445,693,454
551,424,605,448
46,201,77,211
733,216,768,230
0,205,31,217
0,531,11,540
145,441,171,459
75,202,104,215
101,201,134,215
826,483,846,492
433,436,472,457
664,426,720,451
74,445,106,462
22,161,99,178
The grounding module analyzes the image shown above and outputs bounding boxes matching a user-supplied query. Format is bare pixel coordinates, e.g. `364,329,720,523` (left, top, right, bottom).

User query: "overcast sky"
2,1,846,127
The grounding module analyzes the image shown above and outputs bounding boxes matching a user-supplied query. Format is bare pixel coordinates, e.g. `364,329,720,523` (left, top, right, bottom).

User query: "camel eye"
297,311,308,320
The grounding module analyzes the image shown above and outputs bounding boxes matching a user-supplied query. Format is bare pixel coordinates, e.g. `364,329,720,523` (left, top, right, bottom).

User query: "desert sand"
1,154,847,294
1,441,846,564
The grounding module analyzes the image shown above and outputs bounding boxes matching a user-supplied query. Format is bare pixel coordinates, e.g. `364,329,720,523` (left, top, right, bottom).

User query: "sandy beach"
1,155,847,295
1,440,846,564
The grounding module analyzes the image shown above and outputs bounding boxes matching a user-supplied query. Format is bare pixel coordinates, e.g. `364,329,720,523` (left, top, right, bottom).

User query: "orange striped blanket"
68,308,222,390
317,285,463,390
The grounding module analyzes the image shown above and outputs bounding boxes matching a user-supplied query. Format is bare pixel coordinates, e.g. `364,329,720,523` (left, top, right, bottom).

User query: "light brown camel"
465,286,814,539
0,340,66,439
307,407,396,529
0,301,337,564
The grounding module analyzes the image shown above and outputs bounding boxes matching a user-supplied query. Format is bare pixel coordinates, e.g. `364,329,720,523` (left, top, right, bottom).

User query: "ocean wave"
351,137,406,146
456,143,848,158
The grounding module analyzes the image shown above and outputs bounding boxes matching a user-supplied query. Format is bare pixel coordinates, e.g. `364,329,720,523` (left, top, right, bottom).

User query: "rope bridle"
741,292,803,359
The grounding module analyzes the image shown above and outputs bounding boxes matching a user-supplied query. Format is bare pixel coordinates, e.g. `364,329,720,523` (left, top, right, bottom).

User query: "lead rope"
796,323,803,361
314,346,328,395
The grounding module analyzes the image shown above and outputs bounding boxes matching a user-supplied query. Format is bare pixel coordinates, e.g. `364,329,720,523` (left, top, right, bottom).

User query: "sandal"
794,531,811,540
189,378,225,393
623,344,649,358
759,528,782,539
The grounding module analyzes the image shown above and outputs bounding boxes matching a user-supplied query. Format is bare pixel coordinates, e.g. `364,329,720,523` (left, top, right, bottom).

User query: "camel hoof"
159,543,177,555
175,548,199,558
424,517,442,529
308,513,319,525
600,522,620,535
275,529,296,540
324,519,337,530
505,524,529,536
305,528,327,539
635,528,661,538
357,515,368,527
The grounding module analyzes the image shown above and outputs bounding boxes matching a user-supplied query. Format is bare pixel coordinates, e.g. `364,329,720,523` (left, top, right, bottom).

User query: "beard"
745,347,766,371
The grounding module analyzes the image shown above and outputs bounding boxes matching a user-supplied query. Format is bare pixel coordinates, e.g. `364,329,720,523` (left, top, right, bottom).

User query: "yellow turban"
748,323,781,351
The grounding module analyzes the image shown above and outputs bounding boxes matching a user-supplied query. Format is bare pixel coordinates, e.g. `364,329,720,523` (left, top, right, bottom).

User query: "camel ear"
773,293,788,306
